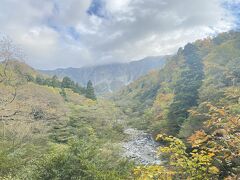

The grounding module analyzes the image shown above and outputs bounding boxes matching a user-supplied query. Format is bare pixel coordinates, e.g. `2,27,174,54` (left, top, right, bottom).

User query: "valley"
0,31,240,179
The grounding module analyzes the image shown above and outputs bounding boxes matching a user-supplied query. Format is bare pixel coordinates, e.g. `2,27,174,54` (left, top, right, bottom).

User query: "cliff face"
41,56,167,94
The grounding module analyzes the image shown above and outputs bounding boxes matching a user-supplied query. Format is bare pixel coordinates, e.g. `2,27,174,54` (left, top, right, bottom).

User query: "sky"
0,0,239,70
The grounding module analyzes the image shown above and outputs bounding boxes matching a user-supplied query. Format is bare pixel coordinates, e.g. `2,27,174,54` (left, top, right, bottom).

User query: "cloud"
0,0,238,69
86,0,234,61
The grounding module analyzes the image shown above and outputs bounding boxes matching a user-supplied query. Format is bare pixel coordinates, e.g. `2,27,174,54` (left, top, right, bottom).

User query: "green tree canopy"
61,76,74,88
35,76,44,85
51,75,60,87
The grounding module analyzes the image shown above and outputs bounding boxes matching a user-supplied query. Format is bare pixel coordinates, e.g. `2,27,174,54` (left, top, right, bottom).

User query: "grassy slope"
0,61,132,179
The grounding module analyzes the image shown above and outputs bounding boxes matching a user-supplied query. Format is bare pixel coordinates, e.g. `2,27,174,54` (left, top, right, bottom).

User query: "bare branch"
0,35,25,83
0,35,25,122
1,110,21,118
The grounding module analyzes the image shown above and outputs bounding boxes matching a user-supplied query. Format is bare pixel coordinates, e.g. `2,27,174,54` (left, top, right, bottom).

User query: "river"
122,128,161,165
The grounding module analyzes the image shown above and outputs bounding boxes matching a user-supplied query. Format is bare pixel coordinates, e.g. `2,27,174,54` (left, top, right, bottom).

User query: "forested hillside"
115,31,240,179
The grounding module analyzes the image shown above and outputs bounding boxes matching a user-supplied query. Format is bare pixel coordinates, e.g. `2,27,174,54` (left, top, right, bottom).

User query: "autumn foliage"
134,103,240,179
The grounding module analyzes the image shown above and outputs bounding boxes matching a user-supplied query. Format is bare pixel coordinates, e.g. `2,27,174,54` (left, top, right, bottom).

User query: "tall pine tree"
85,80,96,100
167,43,204,135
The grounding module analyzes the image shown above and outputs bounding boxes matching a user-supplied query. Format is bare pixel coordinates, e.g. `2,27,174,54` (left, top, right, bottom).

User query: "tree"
0,36,35,178
167,43,204,135
43,78,52,86
51,75,60,88
59,88,67,101
61,76,74,88
134,133,219,180
25,74,34,82
72,83,86,95
0,36,24,121
35,76,44,85
0,36,24,83
85,80,96,100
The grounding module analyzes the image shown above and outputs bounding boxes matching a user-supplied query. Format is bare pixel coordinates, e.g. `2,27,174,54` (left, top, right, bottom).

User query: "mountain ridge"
41,56,168,94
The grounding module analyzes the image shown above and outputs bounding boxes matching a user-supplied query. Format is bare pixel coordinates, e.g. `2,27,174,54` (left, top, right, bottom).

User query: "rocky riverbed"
122,128,161,165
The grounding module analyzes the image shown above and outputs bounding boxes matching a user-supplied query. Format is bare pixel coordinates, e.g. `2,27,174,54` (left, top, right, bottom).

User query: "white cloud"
0,0,238,69
104,0,131,13
81,0,235,63
50,0,92,26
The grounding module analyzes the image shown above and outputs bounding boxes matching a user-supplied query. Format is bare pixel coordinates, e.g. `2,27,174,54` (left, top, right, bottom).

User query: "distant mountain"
41,56,167,94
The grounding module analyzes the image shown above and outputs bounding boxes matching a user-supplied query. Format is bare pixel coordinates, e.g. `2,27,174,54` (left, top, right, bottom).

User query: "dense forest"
0,31,240,179
115,31,240,179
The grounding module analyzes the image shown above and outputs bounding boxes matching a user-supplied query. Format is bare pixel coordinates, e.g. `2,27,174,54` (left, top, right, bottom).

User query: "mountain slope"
41,56,167,95
0,60,132,179
114,31,240,135
128,31,240,179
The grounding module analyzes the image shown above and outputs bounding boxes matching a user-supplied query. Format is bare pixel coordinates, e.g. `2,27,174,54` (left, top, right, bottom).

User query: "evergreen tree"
25,74,34,82
167,43,204,135
85,80,96,100
44,78,52,86
35,76,44,85
59,88,67,101
51,75,60,88
72,83,86,94
61,76,74,88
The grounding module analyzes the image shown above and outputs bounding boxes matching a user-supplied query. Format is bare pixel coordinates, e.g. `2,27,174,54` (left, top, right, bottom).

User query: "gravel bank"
122,128,161,165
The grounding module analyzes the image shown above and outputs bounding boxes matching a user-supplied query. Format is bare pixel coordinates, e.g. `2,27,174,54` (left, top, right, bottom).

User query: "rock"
121,128,161,165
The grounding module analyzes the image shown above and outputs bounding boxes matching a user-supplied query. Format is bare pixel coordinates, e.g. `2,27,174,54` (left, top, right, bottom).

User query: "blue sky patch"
87,0,105,18
67,27,80,40
223,1,240,29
